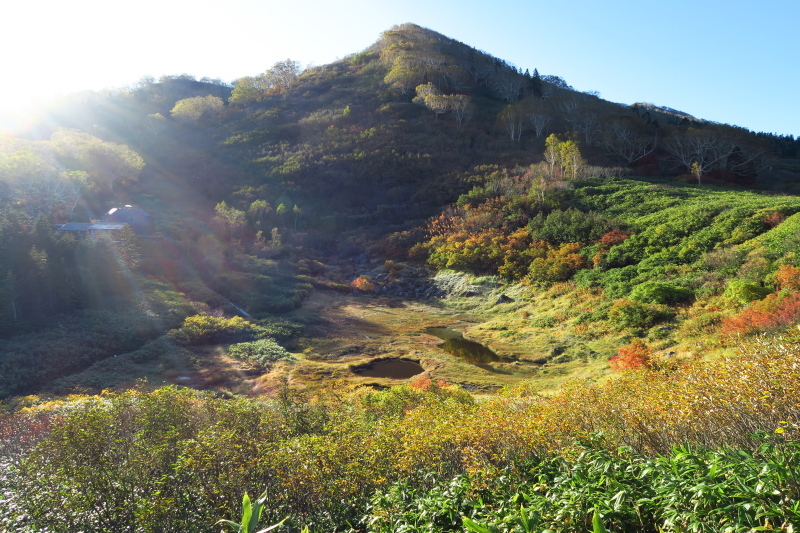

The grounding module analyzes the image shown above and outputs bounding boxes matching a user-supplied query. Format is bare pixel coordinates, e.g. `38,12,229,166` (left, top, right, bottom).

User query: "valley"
1,21,799,533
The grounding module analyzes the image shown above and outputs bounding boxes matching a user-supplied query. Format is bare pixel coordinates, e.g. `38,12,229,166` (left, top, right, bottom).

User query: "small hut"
58,206,155,238
101,206,155,236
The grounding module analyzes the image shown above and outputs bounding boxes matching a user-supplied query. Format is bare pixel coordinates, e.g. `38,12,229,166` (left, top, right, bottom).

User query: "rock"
495,294,514,305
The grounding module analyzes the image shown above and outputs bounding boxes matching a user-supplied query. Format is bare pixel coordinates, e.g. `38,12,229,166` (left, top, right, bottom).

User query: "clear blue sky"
2,0,797,136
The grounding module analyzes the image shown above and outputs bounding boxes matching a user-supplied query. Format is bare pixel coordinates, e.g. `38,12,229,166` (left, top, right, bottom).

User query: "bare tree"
491,67,526,102
524,99,552,137
574,111,600,146
498,103,526,141
601,119,658,163
664,127,768,184
559,97,582,130
448,95,473,125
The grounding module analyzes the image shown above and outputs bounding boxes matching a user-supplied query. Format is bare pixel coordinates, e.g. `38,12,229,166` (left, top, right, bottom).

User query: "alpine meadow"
2,23,800,533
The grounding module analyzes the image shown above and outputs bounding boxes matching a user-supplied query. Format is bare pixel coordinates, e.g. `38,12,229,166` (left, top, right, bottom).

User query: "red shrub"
609,339,651,372
764,212,787,228
721,292,800,336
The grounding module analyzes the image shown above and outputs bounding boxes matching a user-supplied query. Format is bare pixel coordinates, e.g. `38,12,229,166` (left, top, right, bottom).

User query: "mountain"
1,22,800,398
3,23,800,533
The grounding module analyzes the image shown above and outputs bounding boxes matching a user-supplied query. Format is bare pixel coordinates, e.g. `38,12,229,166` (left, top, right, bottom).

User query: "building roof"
58,223,95,231
58,222,126,232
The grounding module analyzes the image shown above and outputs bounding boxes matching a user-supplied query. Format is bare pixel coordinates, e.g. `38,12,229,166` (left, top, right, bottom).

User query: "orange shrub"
721,292,800,336
609,339,651,372
592,229,633,266
350,275,375,292
764,212,787,228
774,264,800,291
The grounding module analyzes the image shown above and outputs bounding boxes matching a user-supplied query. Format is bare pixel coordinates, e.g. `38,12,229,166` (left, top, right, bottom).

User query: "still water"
423,327,511,364
353,358,425,379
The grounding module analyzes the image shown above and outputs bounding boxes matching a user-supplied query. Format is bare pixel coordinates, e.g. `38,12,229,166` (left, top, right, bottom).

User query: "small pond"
423,327,512,365
353,358,425,379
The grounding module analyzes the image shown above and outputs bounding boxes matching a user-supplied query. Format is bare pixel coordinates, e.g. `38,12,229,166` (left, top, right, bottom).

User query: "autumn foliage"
9,337,800,531
721,291,800,336
609,338,651,371
774,264,800,291
350,275,376,292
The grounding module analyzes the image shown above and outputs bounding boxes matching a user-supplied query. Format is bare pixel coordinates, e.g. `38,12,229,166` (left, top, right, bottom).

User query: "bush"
351,275,376,292
608,299,675,330
774,264,800,291
227,339,294,368
526,243,588,283
721,292,800,336
527,208,621,244
610,339,651,372
628,281,693,305
169,314,259,345
723,279,771,305
531,316,557,328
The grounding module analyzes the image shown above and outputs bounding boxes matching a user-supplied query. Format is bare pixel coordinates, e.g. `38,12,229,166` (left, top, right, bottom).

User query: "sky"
2,0,798,136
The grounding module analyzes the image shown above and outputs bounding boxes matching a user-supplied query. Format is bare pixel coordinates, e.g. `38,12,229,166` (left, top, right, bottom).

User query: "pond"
423,327,513,365
352,358,425,379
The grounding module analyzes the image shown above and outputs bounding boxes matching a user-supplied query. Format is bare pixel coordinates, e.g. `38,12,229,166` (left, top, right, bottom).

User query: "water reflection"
353,358,424,379
423,327,510,364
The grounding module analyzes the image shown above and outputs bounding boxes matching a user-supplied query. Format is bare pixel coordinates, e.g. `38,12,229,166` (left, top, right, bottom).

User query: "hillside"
1,23,800,395
1,23,800,532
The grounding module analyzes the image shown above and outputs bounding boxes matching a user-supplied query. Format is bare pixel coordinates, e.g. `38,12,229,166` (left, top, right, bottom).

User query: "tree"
664,127,769,184
412,83,472,123
247,199,271,227
293,204,301,231
544,134,586,179
215,201,246,239
229,76,261,105
0,148,93,218
490,66,526,102
144,113,167,136
448,95,472,125
0,149,62,217
601,118,658,164
573,111,600,146
170,95,225,123
262,59,302,95
413,83,448,120
82,142,145,192
527,100,552,138
276,203,287,227
498,103,526,141
560,139,586,179
50,129,144,194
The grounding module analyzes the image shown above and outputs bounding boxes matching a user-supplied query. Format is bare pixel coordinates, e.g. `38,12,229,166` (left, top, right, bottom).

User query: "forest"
1,22,800,532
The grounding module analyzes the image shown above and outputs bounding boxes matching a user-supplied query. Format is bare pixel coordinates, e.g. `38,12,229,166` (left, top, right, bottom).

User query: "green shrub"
608,299,675,330
629,281,694,305
531,317,557,328
723,279,771,305
227,339,294,368
527,208,621,245
169,314,259,345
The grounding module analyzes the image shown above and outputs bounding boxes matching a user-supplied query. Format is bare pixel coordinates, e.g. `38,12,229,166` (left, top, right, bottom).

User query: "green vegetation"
1,335,798,531
1,21,800,533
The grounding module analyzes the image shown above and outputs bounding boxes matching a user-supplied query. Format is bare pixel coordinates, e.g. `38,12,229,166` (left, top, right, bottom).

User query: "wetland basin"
423,327,513,365
352,358,425,379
